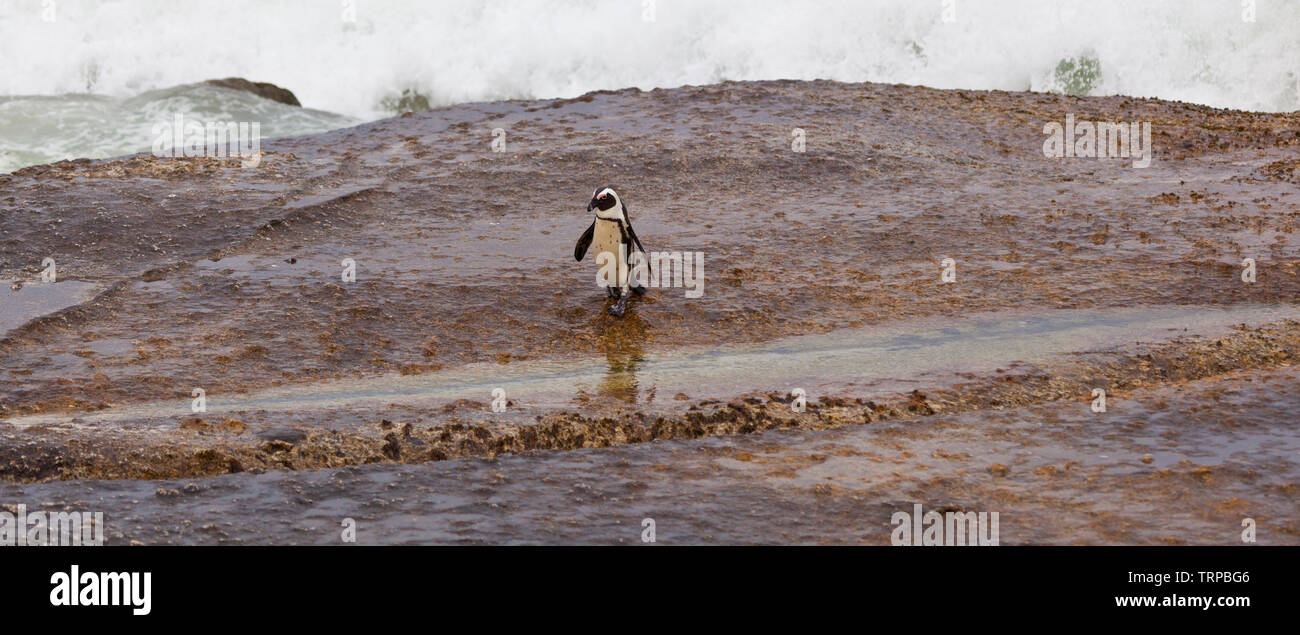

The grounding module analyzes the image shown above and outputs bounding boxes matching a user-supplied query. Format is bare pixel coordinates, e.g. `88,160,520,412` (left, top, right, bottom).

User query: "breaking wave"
1,0,1297,171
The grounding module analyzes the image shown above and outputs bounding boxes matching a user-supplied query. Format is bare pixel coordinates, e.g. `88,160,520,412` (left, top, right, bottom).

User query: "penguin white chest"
593,220,626,278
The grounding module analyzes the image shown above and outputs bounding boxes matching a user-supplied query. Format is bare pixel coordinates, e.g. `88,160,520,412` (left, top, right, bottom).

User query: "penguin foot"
631,284,647,296
608,294,629,317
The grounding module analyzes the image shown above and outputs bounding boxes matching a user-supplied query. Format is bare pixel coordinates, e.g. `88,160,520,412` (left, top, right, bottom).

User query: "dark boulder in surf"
203,77,302,107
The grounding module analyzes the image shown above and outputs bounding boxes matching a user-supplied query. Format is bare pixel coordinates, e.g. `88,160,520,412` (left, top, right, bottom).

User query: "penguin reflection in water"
573,186,651,317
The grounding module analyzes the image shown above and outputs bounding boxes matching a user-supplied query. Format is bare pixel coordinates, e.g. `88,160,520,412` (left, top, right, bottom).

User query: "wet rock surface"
2,366,1294,545
1,80,1297,421
0,79,1297,542
0,307,1296,484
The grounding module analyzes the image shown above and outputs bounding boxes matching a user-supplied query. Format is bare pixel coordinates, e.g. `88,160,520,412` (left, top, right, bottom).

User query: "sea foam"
1,0,1297,117
0,0,1296,172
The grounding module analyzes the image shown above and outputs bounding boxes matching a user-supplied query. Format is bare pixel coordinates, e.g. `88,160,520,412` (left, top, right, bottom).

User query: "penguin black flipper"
617,220,650,297
621,203,652,275
574,220,595,261
617,220,652,277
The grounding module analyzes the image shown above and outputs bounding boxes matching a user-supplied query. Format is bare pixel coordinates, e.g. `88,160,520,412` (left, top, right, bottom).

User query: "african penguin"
573,186,650,317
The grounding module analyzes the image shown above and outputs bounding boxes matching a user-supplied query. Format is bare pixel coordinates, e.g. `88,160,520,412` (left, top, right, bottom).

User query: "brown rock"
203,77,302,107
179,417,209,432
218,418,249,435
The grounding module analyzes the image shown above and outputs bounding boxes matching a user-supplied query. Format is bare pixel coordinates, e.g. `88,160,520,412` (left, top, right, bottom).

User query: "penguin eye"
597,193,608,200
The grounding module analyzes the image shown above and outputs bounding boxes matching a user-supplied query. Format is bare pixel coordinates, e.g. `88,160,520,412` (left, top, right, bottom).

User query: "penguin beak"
587,200,596,212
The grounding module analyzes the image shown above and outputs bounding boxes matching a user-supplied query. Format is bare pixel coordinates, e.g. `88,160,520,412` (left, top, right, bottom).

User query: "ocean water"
1,0,1297,172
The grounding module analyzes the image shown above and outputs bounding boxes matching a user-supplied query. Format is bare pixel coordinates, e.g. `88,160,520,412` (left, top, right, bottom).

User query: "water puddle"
6,366,1295,545
6,303,1299,428
0,280,101,335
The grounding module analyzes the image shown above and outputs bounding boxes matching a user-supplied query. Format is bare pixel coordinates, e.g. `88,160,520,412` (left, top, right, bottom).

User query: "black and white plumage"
573,186,650,317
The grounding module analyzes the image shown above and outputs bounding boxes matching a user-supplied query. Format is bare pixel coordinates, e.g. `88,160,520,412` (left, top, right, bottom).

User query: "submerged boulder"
203,77,302,107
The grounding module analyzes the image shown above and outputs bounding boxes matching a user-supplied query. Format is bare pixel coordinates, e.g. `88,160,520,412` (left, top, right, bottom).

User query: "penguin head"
588,186,622,219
